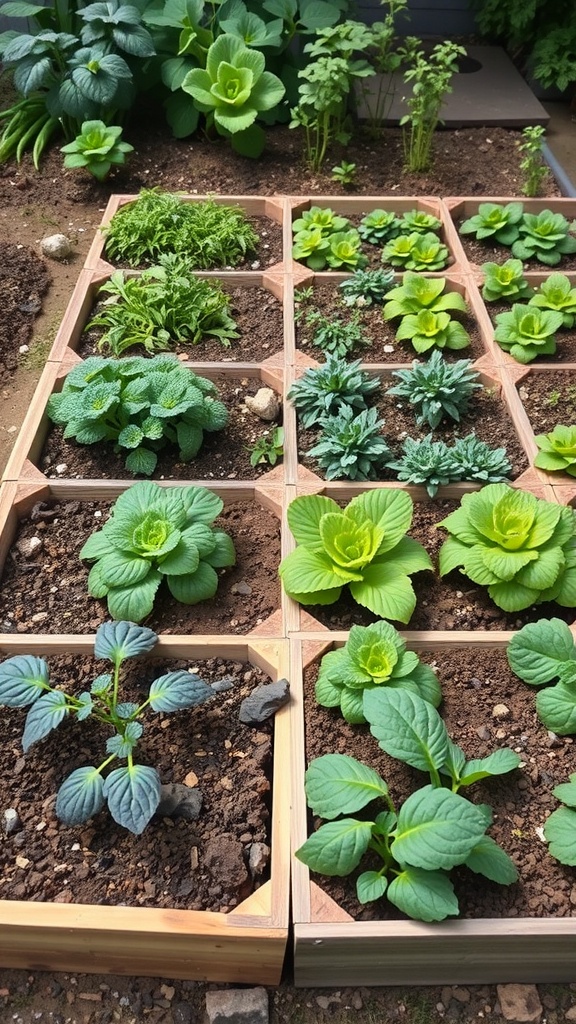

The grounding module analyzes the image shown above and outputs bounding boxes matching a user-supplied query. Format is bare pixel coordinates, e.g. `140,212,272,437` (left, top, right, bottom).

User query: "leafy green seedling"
481,259,534,303
307,406,390,481
512,210,576,266
387,350,482,429
383,272,468,320
293,207,350,237
399,210,443,234
508,617,576,736
358,209,402,245
534,425,576,477
494,304,564,363
0,620,215,834
395,309,470,354
249,426,284,467
303,309,370,358
528,273,576,327
382,232,449,271
459,202,524,246
331,160,357,186
338,268,395,308
61,120,133,181
326,230,367,271
387,433,511,496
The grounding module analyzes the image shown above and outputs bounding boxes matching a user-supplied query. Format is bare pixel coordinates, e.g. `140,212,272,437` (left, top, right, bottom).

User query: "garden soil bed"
484,302,576,363
0,653,273,913
301,498,576,632
0,499,281,635
0,242,51,388
295,282,486,363
519,369,576,436
40,375,283,481
303,646,576,920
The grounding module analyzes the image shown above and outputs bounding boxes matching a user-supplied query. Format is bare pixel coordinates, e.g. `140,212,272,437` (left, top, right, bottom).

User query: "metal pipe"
543,142,576,197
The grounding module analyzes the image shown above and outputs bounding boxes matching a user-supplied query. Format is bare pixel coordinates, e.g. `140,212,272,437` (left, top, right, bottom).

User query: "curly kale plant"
180,33,285,157
287,356,380,428
61,120,133,180
315,621,441,724
0,620,215,834
87,254,238,355
47,355,228,477
512,211,576,267
493,304,564,363
383,273,468,320
534,425,576,477
382,232,449,271
103,191,258,268
80,480,235,622
296,689,519,919
358,209,402,245
279,489,432,622
387,351,482,429
459,202,524,246
396,310,470,354
437,483,576,612
307,406,390,481
338,268,395,308
481,259,534,304
528,273,576,328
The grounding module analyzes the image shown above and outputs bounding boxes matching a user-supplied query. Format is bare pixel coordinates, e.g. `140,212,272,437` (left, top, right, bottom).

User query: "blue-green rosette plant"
80,480,236,622
279,490,432,623
0,620,216,835
181,33,285,157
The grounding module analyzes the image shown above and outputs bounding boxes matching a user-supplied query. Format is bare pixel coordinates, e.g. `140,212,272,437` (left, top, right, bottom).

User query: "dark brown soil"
519,369,576,436
0,242,51,387
484,300,576,363
0,653,273,912
0,498,281,636
303,646,576,920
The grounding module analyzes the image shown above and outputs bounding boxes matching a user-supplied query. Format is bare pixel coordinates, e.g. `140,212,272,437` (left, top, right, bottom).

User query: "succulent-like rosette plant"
81,480,236,622
399,210,442,234
528,273,576,327
480,259,534,303
382,232,449,272
315,621,441,723
338,268,394,308
307,406,391,481
395,309,470,354
387,350,482,429
291,227,331,270
459,202,523,246
437,483,576,612
181,33,285,156
279,490,433,622
358,209,402,245
534,425,576,477
493,304,564,363
287,356,380,428
383,273,468,320
293,207,350,237
326,230,367,270
512,211,576,266
61,119,134,180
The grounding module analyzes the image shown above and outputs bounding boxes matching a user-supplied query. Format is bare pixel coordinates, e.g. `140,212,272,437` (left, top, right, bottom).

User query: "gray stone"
496,984,543,1023
172,1002,193,1024
211,676,235,693
244,388,280,422
156,783,203,820
16,536,42,558
3,808,22,835
248,842,270,878
40,234,73,261
238,678,290,724
205,987,268,1024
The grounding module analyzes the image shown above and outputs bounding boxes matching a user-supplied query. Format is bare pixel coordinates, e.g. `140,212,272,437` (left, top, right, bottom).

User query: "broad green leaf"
80,529,112,561
167,561,218,603
22,690,68,752
346,489,413,554
180,484,223,524
408,662,442,708
157,537,200,576
488,579,541,612
106,721,143,758
364,689,449,775
149,670,212,711
304,753,388,820
103,763,161,834
387,867,459,922
279,546,354,596
202,528,235,568
507,618,576,686
464,835,518,884
340,686,366,724
286,494,340,546
544,806,576,865
125,447,157,476
96,550,153,588
94,620,158,664
536,681,576,734
55,767,105,826
552,775,576,808
295,818,373,876
106,570,163,623
440,738,467,783
314,671,342,708
356,870,388,904
437,535,469,576
458,749,521,787
350,562,417,623
391,785,488,870
0,654,49,707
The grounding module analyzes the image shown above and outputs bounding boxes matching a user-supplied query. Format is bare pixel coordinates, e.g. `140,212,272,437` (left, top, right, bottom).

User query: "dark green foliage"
387,351,482,429
303,309,370,358
307,406,390,481
338,268,395,308
287,356,380,428
387,433,511,496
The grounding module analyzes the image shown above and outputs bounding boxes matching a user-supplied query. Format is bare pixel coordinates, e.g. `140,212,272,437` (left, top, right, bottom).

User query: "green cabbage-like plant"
383,272,468,320
80,480,236,622
459,202,524,246
358,209,402,245
0,620,214,834
326,230,367,270
181,33,285,157
528,273,576,327
382,232,449,271
387,350,482,429
512,210,576,267
399,210,442,234
493,304,564,363
292,227,331,270
61,119,133,180
508,617,576,736
437,483,576,612
480,259,534,303
307,406,391,481
315,621,441,724
396,310,470,354
292,207,350,237
47,355,228,477
338,267,395,308
287,356,380,428
279,490,432,622
534,425,576,477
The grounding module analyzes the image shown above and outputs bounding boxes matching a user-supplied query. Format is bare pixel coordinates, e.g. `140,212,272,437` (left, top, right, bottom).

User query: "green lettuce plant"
395,310,470,354
382,232,449,272
279,489,432,622
493,304,564,363
181,33,285,157
399,210,443,235
0,620,214,835
338,268,395,308
528,273,576,327
61,119,133,180
534,425,576,477
86,254,238,354
508,617,576,736
292,207,350,237
287,356,380,428
358,209,402,245
296,688,519,919
326,230,367,270
480,259,534,304
437,483,576,612
315,621,441,724
80,480,236,622
387,350,482,429
307,406,391,481
47,355,228,477
459,202,524,246
291,228,331,270
383,273,467,321
512,211,576,267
